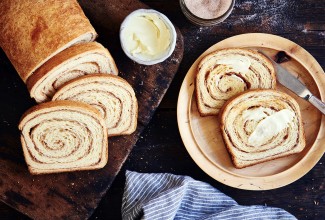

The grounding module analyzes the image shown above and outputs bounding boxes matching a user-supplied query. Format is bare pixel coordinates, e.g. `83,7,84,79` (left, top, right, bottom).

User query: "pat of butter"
120,10,175,64
242,107,274,122
216,56,251,73
248,109,295,146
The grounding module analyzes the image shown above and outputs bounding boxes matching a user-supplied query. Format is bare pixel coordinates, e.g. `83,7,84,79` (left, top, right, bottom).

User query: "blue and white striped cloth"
122,171,296,220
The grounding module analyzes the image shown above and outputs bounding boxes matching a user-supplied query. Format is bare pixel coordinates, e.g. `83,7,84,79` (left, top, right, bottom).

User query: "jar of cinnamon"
180,0,235,26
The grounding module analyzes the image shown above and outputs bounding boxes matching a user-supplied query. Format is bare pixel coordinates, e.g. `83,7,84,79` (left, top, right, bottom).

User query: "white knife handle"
309,95,325,115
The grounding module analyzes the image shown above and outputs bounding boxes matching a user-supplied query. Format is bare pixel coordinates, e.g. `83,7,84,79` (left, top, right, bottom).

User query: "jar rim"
180,0,236,22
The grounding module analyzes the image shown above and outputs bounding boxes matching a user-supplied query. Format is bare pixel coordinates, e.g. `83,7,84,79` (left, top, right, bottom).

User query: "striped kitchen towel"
122,171,296,220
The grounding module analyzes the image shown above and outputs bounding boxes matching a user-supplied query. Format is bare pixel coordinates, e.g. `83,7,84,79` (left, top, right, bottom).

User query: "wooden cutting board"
0,1,184,219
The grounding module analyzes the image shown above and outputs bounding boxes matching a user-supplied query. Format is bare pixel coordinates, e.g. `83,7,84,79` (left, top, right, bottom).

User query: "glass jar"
180,0,235,26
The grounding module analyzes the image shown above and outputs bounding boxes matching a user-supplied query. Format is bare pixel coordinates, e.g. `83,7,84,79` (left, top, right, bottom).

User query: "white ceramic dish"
120,9,177,65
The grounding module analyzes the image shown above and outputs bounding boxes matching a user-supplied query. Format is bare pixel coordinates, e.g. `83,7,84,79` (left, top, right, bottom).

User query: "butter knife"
260,51,325,115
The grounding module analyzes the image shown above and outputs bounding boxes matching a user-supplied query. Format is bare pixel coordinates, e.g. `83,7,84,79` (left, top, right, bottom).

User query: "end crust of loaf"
26,42,118,103
220,89,306,169
19,100,108,175
0,0,97,82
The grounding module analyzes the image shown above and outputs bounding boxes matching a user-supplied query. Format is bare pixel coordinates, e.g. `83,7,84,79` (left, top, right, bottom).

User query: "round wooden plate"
177,33,325,190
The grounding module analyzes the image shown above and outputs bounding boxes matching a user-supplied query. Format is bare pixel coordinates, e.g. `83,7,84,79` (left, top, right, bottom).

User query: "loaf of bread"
0,0,97,82
196,48,276,116
53,74,137,136
19,100,108,175
27,42,118,103
220,89,306,168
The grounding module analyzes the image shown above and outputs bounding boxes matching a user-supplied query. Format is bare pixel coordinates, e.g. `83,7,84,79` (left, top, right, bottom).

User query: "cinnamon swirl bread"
196,48,276,116
0,0,97,82
19,100,108,174
27,42,118,103
220,89,305,168
53,74,138,136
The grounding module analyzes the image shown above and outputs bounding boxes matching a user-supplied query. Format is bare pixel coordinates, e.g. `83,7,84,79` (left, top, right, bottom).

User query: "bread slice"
0,0,97,82
220,89,305,168
18,100,108,175
26,42,118,103
52,74,138,136
196,48,276,116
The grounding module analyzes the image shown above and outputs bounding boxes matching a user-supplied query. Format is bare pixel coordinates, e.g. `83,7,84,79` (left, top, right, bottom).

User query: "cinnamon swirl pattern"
19,100,108,174
196,48,276,116
53,74,138,136
220,90,306,168
27,42,118,103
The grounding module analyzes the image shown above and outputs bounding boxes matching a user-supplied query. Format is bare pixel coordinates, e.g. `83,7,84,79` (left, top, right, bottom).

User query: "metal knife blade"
270,57,311,100
259,51,325,115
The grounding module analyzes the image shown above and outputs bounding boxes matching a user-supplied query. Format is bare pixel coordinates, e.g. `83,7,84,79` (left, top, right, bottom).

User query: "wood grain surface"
1,0,325,219
0,0,183,219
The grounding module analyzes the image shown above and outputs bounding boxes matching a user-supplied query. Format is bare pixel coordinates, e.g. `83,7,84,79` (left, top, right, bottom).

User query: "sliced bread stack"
1,0,138,174
19,74,138,174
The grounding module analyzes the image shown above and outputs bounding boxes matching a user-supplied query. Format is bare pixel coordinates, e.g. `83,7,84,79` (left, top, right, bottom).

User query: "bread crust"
0,0,97,82
54,74,130,94
19,100,102,126
219,89,306,168
26,42,118,93
19,100,108,175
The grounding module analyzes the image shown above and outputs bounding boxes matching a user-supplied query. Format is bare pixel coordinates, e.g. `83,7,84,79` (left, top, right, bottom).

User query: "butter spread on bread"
220,89,305,168
247,109,295,147
216,56,251,74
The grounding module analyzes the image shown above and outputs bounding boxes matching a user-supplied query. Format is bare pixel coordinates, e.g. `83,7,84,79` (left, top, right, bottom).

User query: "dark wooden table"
1,0,325,219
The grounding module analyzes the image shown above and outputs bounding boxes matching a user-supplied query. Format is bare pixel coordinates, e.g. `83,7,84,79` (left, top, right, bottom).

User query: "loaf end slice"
27,42,118,103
